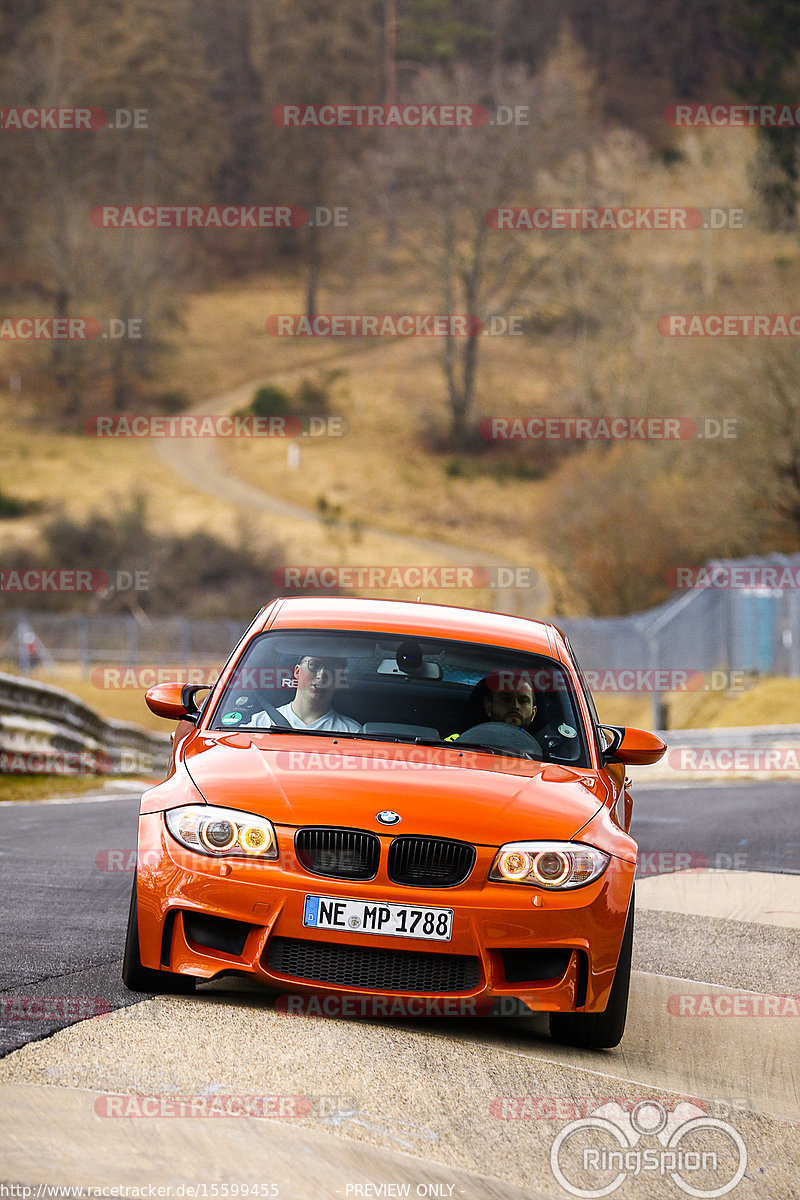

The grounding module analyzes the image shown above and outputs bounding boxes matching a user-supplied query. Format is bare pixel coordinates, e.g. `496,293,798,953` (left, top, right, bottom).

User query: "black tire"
122,872,196,995
549,888,634,1050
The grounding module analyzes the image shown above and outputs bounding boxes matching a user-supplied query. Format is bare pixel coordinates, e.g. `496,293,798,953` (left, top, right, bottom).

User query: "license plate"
303,895,453,942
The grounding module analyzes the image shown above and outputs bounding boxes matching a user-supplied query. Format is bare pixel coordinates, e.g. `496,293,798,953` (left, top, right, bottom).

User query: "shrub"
0,488,28,518
250,384,293,417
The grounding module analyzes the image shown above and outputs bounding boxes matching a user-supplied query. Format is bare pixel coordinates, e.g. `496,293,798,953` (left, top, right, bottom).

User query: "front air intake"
295,827,380,880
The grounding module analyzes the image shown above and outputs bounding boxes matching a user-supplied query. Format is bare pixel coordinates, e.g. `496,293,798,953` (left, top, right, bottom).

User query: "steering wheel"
455,721,543,757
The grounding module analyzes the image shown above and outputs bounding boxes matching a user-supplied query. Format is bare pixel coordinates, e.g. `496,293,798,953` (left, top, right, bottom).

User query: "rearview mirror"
145,682,209,723
599,725,666,766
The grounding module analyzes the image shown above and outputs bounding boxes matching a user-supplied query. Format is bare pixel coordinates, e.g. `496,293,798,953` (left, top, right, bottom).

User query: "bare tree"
377,33,600,445
254,0,383,319
1,0,227,413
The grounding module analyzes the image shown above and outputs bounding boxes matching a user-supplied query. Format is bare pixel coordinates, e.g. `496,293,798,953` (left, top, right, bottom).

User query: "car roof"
258,596,568,661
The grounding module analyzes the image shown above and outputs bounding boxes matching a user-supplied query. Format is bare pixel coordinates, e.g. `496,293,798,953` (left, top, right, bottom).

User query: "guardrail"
629,723,800,783
0,671,170,776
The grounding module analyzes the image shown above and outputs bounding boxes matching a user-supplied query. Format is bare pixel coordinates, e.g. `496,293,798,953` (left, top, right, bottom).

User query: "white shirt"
249,702,362,733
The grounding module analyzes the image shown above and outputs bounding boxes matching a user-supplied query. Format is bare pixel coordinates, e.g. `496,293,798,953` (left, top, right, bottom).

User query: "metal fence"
2,550,799,687
559,554,800,678
0,614,244,673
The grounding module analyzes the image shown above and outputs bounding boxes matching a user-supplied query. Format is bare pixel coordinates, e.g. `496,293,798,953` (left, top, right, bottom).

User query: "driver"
250,655,362,733
445,672,535,739
447,671,580,759
480,675,535,727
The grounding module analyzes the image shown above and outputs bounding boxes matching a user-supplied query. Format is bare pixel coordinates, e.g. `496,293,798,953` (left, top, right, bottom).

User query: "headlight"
165,805,278,860
489,842,609,889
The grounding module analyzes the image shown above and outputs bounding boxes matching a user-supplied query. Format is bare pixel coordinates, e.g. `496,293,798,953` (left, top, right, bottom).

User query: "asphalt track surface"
1,780,799,1196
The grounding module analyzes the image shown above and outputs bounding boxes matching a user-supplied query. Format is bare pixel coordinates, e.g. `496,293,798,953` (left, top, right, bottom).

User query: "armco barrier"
0,672,170,776
628,723,800,783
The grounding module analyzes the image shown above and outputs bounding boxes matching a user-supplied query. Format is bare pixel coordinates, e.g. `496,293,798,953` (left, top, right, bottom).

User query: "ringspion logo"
550,1100,746,1197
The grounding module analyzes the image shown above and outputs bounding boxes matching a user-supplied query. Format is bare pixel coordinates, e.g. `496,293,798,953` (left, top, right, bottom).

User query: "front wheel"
122,872,196,994
549,888,634,1050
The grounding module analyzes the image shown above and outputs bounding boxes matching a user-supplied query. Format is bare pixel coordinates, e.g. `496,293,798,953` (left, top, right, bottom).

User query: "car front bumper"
135,812,635,1015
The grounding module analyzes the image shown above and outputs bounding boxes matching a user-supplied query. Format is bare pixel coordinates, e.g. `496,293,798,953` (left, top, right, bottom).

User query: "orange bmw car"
123,597,665,1048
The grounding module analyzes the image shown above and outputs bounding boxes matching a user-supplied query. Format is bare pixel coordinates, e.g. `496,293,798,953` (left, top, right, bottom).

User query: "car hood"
182,733,604,845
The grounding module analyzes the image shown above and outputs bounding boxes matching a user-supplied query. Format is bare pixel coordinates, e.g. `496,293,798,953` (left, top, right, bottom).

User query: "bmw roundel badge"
376,810,401,825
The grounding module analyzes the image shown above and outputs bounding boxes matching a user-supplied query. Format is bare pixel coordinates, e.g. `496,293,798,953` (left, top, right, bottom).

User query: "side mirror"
145,682,209,723
599,725,667,766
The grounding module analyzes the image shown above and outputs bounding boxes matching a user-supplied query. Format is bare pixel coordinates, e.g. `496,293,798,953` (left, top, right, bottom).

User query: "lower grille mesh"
266,936,481,993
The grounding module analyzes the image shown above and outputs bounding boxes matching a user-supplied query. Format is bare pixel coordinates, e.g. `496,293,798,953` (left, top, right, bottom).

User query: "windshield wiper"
223,726,536,761
230,725,360,737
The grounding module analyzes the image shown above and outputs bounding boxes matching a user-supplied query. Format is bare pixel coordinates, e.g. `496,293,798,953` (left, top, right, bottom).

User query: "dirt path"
155,361,550,617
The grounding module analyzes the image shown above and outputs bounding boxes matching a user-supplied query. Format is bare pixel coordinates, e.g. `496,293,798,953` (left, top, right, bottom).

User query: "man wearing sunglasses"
250,654,362,733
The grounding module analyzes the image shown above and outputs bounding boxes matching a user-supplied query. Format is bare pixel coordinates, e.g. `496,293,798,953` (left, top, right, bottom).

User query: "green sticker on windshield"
221,711,243,726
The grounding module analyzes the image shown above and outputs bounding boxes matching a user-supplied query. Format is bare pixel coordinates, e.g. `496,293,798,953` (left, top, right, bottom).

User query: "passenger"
250,655,362,733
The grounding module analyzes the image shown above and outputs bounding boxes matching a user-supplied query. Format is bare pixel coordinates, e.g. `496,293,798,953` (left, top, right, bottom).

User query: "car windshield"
208,630,590,767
